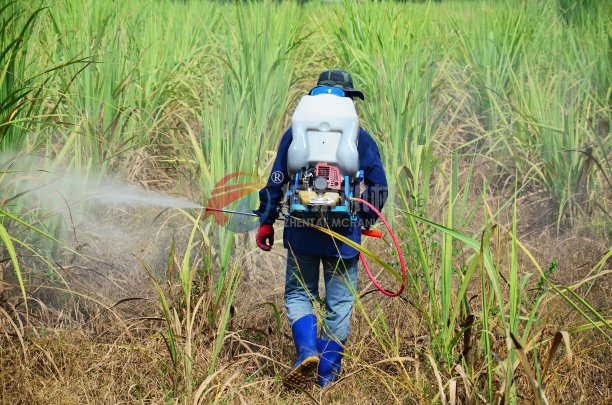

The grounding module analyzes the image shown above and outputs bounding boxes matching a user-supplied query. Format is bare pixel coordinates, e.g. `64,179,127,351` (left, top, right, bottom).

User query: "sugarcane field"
0,0,610,403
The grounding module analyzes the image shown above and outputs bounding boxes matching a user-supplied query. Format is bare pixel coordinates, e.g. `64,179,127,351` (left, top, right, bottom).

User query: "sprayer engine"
300,163,341,204
286,162,362,223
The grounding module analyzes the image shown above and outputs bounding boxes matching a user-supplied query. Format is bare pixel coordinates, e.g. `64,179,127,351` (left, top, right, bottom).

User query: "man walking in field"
254,70,388,388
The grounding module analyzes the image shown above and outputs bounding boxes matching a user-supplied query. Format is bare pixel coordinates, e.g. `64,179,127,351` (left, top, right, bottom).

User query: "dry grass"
1,291,609,404
1,211,609,404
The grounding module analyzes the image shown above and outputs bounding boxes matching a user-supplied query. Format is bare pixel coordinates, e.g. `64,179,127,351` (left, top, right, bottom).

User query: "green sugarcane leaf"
0,222,26,311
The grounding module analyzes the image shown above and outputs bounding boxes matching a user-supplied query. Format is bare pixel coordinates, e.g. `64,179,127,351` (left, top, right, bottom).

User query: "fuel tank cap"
314,176,328,190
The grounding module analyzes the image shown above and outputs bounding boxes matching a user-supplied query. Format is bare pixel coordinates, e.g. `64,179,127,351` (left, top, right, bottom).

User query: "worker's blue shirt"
254,127,388,258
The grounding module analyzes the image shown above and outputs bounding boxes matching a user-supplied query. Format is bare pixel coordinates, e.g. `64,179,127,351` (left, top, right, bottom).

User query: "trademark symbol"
271,171,284,184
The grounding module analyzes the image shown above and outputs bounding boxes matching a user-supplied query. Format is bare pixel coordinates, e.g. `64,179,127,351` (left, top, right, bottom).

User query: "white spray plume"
0,154,200,302
1,154,203,211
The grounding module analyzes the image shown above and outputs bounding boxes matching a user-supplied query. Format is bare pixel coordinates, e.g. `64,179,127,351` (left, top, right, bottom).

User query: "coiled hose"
351,197,407,297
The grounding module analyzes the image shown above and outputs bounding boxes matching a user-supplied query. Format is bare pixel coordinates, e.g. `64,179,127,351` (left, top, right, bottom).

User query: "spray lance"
203,205,383,238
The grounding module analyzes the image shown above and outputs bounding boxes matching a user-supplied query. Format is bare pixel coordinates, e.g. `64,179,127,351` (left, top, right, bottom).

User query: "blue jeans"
285,251,359,342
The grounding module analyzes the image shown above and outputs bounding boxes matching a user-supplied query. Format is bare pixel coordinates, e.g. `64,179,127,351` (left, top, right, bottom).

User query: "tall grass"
352,161,609,402
1,0,609,402
328,0,443,207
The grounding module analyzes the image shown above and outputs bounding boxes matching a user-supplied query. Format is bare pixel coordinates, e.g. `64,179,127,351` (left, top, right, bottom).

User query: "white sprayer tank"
288,94,359,177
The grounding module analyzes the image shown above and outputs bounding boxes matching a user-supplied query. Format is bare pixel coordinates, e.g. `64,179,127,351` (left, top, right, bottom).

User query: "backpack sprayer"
205,86,406,297
284,86,360,224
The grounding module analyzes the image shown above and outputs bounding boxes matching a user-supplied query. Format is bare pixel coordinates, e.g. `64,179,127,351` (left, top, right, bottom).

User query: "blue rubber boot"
283,314,319,387
317,338,344,388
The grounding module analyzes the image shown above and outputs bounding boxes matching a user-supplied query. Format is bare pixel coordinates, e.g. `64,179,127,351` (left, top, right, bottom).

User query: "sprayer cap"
310,86,345,97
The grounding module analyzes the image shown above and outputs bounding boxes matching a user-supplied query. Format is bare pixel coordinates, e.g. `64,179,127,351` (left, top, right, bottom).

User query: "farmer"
254,70,387,388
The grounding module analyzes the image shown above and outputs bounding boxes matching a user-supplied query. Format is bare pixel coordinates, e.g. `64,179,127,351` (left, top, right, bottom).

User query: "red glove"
256,224,274,251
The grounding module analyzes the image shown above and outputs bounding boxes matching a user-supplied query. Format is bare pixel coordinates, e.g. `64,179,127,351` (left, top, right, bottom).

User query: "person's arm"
357,129,388,228
254,128,292,224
